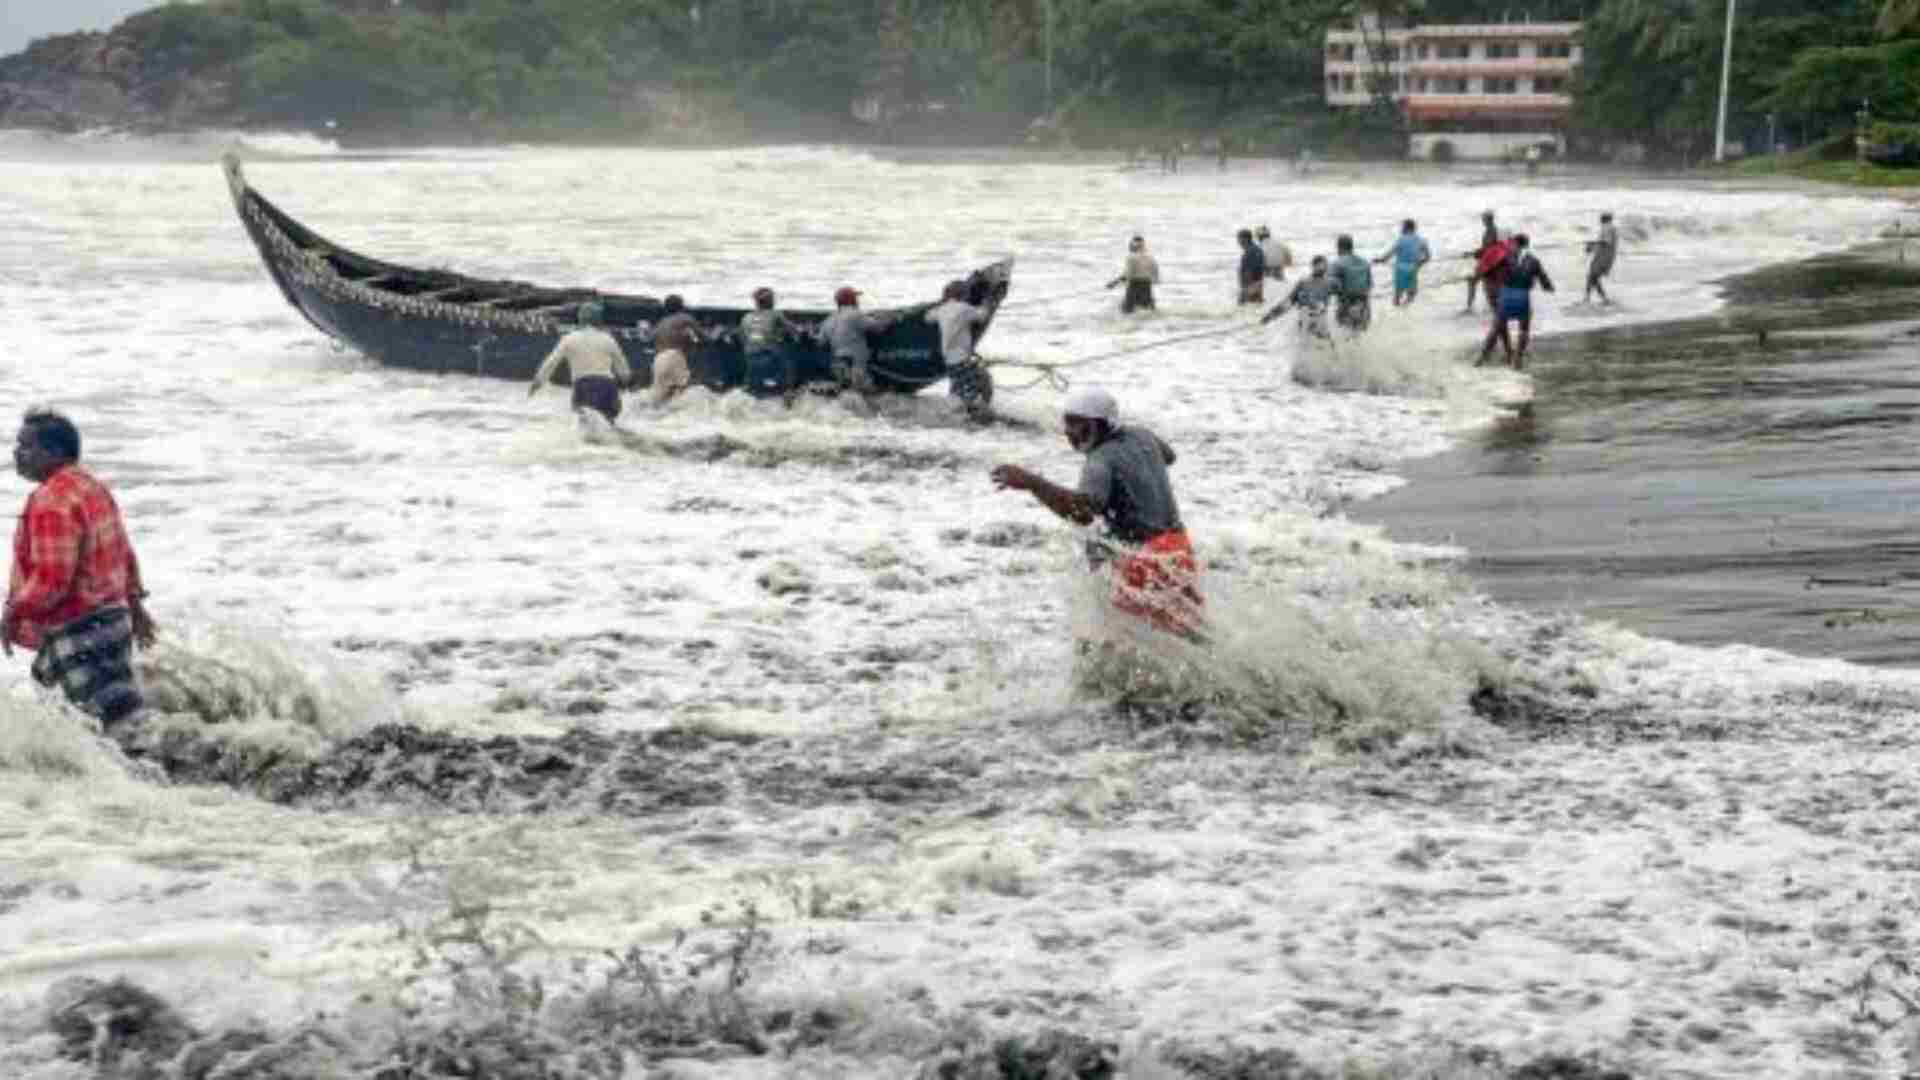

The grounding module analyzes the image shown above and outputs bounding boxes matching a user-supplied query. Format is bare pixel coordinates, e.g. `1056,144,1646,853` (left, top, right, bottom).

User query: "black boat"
222,154,1012,405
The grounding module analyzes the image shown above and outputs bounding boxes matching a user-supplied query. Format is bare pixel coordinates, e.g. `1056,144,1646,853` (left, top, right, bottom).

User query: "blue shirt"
1391,233,1430,269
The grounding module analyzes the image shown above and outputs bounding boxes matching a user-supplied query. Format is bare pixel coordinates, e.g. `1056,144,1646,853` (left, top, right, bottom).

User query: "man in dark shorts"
1236,228,1267,305
990,387,1203,640
529,300,632,422
1479,233,1555,369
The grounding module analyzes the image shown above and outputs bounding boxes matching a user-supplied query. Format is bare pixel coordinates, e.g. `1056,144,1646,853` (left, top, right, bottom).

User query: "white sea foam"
0,147,1913,1076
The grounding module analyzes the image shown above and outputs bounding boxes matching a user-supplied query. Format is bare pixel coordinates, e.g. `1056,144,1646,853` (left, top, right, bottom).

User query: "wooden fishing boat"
222,154,1012,404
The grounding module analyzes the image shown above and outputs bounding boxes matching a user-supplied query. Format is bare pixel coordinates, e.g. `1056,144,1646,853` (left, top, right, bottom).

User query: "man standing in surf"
4,409,158,736
990,388,1203,640
1584,212,1619,306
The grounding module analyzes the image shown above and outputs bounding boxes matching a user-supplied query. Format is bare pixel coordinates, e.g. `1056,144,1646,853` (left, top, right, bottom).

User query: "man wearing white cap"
991,387,1203,638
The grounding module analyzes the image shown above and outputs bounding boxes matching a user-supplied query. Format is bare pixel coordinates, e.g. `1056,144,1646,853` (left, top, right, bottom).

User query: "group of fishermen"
1001,209,1621,641
1109,209,1621,368
6,212,1626,747
530,280,993,424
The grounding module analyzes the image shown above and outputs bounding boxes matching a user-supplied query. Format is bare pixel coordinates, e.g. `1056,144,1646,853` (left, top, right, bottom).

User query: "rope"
980,321,1263,393
996,283,1113,310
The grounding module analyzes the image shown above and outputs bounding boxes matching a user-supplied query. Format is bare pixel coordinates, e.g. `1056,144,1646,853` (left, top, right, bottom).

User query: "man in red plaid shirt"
4,409,157,731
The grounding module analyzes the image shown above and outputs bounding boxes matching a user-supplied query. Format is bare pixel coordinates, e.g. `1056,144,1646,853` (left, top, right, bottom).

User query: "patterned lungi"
1110,529,1206,640
31,605,144,725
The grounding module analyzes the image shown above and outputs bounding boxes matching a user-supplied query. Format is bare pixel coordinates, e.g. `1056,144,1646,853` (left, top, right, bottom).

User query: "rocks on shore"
0,31,233,134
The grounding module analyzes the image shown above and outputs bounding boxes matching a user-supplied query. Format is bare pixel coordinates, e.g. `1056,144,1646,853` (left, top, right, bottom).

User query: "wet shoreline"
1355,239,1920,666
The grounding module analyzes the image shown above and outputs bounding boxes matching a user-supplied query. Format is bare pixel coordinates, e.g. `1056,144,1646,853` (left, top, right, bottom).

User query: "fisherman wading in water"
1329,234,1374,334
5,409,158,743
529,300,632,423
1108,236,1161,314
649,294,700,405
1465,210,1500,313
820,285,893,395
1479,233,1555,369
1584,211,1619,306
1374,219,1432,306
740,286,805,402
1260,254,1336,339
991,388,1203,641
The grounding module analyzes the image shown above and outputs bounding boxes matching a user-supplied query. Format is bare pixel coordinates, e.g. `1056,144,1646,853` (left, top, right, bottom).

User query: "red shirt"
7,464,144,649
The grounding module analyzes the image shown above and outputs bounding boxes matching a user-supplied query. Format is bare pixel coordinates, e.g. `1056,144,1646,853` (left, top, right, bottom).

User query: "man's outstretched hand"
990,464,1034,492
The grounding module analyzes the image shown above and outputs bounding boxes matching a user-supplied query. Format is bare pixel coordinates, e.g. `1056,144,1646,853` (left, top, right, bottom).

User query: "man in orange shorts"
990,387,1203,640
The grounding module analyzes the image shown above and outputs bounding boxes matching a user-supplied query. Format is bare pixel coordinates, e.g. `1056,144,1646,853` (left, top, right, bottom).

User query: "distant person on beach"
1257,226,1293,283
1525,144,1542,176
820,285,893,395
990,387,1202,639
1260,254,1337,338
1374,219,1432,306
1107,236,1161,313
1236,229,1267,305
1329,234,1374,332
1584,212,1619,306
649,294,700,404
530,300,631,422
4,408,157,737
1466,210,1500,312
740,286,805,400
1479,233,1554,369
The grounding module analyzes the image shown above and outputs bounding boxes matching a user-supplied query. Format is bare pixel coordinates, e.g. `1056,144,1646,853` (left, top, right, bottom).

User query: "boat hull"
223,154,1012,398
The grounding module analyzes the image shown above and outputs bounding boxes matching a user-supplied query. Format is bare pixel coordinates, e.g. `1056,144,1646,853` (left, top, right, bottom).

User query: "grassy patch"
1731,150,1920,188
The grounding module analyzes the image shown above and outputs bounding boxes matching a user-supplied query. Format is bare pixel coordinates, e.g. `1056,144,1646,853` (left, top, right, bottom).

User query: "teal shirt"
1330,254,1373,299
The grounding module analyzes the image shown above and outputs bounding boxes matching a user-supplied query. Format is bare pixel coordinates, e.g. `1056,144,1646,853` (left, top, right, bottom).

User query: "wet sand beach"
1357,241,1920,666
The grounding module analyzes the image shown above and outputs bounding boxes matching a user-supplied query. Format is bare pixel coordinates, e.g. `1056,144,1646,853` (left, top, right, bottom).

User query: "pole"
1044,0,1054,116
1714,0,1736,162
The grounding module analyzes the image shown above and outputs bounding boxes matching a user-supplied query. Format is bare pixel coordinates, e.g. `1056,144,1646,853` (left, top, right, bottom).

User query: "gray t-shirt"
821,308,888,363
1078,425,1181,545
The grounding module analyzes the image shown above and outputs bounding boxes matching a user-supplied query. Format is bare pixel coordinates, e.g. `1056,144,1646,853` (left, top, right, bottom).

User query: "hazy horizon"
1,0,159,59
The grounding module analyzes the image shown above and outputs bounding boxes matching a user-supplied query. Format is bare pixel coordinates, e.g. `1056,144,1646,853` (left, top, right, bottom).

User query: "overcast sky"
1,0,160,58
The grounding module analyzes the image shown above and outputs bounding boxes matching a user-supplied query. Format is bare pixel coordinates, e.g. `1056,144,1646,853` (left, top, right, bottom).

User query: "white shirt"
533,327,632,385
925,300,988,363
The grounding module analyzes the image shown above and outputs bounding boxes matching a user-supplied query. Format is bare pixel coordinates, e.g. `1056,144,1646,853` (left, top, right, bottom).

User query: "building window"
1537,42,1572,59
1486,42,1520,59
1380,45,1400,61
1484,77,1518,93
1326,43,1356,62
1533,76,1565,93
1344,74,1358,91
1434,77,1468,93
1436,42,1470,60
1416,77,1429,92
1416,44,1430,59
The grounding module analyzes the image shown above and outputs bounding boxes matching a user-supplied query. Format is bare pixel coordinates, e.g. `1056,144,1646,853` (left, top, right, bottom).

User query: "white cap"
1062,387,1118,424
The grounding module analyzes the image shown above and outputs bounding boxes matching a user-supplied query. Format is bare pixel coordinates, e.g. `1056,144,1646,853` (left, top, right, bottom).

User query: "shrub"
1429,138,1456,164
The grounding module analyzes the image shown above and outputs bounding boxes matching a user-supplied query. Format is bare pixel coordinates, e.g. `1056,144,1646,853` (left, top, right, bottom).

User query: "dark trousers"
571,375,622,422
745,348,797,398
1122,280,1156,313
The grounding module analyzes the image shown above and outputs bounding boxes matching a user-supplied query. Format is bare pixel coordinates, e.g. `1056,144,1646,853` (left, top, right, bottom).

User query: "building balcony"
1403,93,1573,119
1325,57,1576,74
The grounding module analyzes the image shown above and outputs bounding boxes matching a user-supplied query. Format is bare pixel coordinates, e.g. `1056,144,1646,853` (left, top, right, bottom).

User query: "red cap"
834,286,860,306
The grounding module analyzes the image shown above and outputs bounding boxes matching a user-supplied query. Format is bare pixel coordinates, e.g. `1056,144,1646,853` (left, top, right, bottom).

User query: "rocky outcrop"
0,30,235,133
